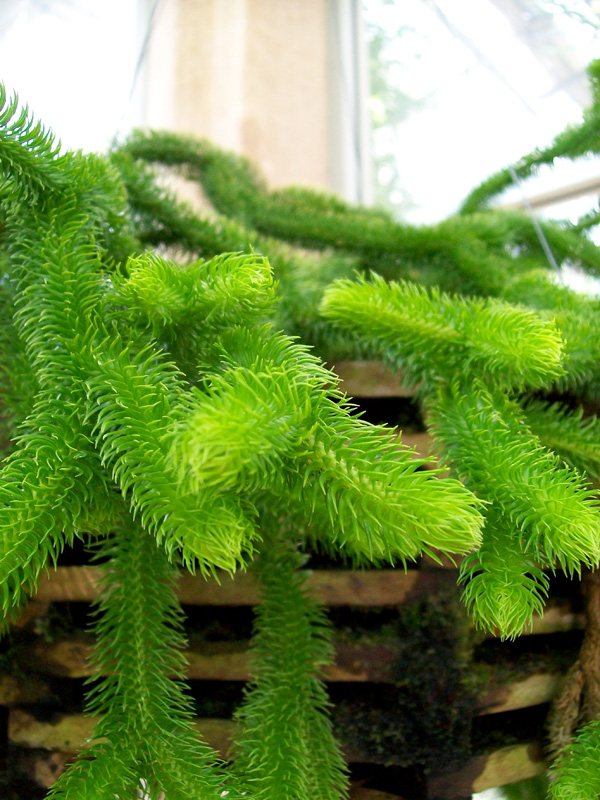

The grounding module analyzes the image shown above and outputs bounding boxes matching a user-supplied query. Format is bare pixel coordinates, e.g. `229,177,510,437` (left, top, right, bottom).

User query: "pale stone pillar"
144,0,332,192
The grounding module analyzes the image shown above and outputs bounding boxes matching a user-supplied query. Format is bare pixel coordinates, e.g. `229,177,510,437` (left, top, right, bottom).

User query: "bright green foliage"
520,398,600,482
459,511,550,640
320,275,565,391
48,517,241,800
232,528,348,800
101,60,600,794
429,386,600,575
5,51,600,795
0,85,487,797
550,718,600,800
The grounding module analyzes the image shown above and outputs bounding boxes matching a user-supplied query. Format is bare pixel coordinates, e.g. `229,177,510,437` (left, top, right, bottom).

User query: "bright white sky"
367,0,600,223
0,0,142,154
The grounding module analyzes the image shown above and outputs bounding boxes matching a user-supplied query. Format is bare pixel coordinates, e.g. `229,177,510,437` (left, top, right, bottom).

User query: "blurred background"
1,0,600,226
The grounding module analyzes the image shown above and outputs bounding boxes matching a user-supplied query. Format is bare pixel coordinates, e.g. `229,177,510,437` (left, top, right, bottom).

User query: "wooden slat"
8,709,232,756
33,566,455,607
427,742,546,796
19,750,406,798
9,710,545,794
331,360,414,398
477,672,564,715
29,567,583,638
400,430,434,461
21,638,411,684
19,636,566,717
0,673,50,705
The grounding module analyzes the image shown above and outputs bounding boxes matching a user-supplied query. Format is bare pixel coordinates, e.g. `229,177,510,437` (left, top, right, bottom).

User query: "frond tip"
0,83,68,196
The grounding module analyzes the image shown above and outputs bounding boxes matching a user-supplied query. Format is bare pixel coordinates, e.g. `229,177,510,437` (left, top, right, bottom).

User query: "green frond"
0,83,69,198
520,398,600,481
50,517,243,799
320,275,564,391
288,399,483,565
232,529,349,800
110,149,255,258
429,385,600,574
0,396,116,617
459,513,550,640
46,744,140,800
169,367,318,494
120,129,266,226
550,718,600,800
115,250,275,332
460,61,600,213
85,353,258,574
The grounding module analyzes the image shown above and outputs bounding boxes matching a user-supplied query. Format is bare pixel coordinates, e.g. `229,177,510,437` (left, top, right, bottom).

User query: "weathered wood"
9,710,545,794
8,709,232,756
350,786,405,800
427,742,546,797
477,672,564,715
0,673,50,705
29,566,584,638
21,749,406,798
331,360,414,398
22,638,410,684
400,431,434,461
21,636,566,717
33,566,456,607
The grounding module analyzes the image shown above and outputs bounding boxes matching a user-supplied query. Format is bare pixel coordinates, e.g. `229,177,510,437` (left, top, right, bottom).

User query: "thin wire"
508,165,562,274
112,0,164,147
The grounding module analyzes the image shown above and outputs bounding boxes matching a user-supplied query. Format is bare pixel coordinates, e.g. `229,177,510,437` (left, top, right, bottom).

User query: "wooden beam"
331,360,414,398
33,566,456,607
8,709,232,756
0,673,50,706
20,749,406,798
19,636,566,717
28,567,583,637
476,672,564,715
20,638,415,684
9,710,545,794
427,742,546,797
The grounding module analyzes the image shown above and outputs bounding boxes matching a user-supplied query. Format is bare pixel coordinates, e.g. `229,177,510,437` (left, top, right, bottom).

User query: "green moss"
332,592,477,772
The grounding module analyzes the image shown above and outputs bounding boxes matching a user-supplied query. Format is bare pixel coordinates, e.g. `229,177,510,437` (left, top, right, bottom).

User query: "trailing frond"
50,517,242,799
232,529,348,800
6,183,258,574
110,149,255,257
85,350,258,574
0,83,69,197
320,275,564,391
114,250,275,332
550,718,600,800
120,129,266,226
520,398,600,482
429,385,600,574
460,61,600,213
500,272,600,389
550,308,600,391
289,399,483,564
0,396,117,617
169,366,319,494
459,513,550,640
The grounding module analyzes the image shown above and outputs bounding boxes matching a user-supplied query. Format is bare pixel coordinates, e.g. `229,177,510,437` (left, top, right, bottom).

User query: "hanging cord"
112,0,164,147
509,164,562,274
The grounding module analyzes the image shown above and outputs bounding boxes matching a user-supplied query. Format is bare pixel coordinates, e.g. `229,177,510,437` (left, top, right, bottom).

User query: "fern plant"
110,59,600,798
5,53,600,796
0,85,488,798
